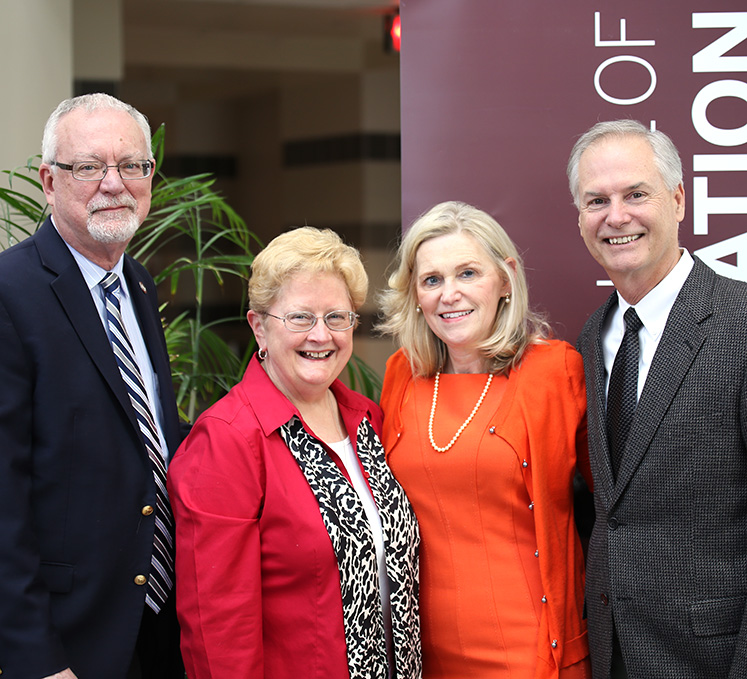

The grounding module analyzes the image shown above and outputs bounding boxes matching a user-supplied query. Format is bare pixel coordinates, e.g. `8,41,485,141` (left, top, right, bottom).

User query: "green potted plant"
0,125,381,421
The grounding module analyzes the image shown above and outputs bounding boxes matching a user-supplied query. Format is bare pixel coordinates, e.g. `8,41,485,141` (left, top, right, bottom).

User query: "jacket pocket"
40,561,75,593
689,596,745,637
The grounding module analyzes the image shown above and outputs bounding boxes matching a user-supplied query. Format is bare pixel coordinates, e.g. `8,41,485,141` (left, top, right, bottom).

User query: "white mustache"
88,196,138,214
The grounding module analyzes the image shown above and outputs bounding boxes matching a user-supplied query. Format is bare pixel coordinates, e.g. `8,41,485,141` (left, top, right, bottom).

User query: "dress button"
534,550,539,558
141,505,154,516
601,593,609,606
528,502,534,510
134,575,147,586
551,639,558,649
489,426,496,434
541,595,547,603
522,459,528,468
608,517,619,530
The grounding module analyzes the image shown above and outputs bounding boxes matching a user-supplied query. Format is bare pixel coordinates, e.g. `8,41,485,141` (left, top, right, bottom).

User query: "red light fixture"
390,14,401,52
384,11,401,53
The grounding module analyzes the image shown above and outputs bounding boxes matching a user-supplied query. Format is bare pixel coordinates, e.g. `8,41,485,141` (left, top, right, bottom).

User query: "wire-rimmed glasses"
264,310,359,332
51,159,154,181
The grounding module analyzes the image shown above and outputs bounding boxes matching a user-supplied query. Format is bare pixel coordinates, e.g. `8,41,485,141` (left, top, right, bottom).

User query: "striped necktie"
100,271,174,613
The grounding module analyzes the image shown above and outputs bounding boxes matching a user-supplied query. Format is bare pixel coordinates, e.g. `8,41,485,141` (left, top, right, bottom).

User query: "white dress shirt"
603,249,694,403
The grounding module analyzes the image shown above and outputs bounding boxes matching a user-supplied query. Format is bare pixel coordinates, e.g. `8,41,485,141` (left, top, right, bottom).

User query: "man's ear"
673,182,686,223
39,164,56,207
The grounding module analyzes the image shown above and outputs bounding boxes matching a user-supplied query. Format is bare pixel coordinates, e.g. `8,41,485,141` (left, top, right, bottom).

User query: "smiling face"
39,107,153,269
247,271,355,405
577,134,685,304
415,231,511,373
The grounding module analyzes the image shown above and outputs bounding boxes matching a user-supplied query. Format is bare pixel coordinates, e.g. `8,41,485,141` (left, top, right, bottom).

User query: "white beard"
86,197,140,244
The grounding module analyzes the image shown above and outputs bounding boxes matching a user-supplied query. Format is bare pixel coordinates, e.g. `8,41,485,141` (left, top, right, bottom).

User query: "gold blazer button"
134,575,147,586
141,505,154,516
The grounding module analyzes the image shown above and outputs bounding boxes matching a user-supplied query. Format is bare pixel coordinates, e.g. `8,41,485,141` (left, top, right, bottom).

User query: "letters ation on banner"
592,11,747,285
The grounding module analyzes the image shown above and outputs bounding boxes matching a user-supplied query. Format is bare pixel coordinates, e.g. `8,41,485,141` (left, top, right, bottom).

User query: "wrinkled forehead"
56,108,149,158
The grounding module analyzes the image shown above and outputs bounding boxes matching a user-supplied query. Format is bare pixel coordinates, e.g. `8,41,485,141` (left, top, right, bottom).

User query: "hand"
44,670,78,679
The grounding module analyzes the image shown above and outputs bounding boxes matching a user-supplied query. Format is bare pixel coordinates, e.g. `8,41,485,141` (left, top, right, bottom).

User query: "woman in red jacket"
378,201,591,678
168,227,420,679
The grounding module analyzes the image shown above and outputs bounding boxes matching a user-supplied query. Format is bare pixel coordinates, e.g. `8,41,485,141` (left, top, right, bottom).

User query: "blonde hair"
249,226,368,312
377,201,549,377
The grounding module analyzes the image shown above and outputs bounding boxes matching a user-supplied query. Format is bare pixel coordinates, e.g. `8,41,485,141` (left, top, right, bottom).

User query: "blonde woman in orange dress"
378,201,591,678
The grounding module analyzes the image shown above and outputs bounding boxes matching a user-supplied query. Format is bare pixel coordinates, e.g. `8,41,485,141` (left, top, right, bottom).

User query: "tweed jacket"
577,257,747,679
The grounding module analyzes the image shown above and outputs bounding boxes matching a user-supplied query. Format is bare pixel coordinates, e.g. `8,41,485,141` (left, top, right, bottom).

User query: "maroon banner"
400,1,747,341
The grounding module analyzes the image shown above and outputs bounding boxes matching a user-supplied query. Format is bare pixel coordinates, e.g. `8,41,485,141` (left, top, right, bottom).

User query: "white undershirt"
327,436,394,673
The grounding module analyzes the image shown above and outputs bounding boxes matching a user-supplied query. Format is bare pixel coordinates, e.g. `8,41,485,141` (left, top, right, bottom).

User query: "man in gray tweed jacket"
568,119,747,679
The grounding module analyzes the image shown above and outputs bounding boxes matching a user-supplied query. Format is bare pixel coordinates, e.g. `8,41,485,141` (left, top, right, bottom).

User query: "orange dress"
381,342,591,679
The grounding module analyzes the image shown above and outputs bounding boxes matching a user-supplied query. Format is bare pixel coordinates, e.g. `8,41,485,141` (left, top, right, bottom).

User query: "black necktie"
606,307,643,479
101,272,174,613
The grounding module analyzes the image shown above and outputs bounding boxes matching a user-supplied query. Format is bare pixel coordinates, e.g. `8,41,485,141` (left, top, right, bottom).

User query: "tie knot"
100,271,121,295
624,307,642,333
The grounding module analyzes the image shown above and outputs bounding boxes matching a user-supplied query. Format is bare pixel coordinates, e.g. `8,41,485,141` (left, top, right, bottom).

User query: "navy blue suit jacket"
0,218,182,678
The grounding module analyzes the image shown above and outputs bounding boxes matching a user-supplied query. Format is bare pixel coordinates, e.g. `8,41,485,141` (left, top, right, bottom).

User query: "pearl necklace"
428,371,494,453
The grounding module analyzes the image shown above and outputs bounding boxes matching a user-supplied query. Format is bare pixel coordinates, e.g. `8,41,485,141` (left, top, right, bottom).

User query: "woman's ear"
504,257,517,294
247,310,266,348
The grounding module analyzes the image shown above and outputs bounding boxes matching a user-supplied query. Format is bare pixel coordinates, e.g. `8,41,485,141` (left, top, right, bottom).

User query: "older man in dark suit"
0,94,183,679
568,120,747,678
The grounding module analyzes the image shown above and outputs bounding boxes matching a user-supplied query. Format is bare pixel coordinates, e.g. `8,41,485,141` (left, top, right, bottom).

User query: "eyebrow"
418,259,483,275
582,181,649,200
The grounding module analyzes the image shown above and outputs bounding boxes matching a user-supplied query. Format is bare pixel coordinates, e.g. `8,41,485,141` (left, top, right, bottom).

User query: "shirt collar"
242,354,374,439
615,248,694,340
51,216,127,297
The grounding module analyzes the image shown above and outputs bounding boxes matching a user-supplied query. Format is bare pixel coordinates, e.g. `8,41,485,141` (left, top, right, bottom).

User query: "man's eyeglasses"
264,310,359,332
51,160,154,181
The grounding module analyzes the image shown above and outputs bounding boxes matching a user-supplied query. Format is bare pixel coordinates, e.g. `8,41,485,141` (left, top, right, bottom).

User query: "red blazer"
168,356,386,679
380,341,592,677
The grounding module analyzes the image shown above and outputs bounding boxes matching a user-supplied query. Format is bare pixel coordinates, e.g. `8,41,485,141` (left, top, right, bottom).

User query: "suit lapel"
124,256,181,456
589,294,618,503
35,219,142,437
611,260,713,503
123,257,165,386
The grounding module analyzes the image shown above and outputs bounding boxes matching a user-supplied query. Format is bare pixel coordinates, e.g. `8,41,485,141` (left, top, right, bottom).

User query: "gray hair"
41,93,152,165
566,120,683,207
